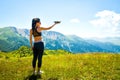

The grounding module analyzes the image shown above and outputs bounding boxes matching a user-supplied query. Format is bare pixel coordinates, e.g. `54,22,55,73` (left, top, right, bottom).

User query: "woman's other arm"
30,29,33,49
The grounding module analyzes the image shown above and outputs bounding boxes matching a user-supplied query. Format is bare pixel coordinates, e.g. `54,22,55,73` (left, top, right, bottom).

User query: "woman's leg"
38,49,44,71
32,48,38,72
37,42,44,72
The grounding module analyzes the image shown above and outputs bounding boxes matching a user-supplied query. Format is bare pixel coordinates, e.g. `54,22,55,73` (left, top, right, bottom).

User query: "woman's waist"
34,40,43,43
34,36,42,42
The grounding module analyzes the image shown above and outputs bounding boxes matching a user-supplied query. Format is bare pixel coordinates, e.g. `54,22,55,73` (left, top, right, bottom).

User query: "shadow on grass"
24,74,42,80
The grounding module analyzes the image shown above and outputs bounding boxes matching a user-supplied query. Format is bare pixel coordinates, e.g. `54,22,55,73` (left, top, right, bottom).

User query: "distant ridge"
0,26,120,53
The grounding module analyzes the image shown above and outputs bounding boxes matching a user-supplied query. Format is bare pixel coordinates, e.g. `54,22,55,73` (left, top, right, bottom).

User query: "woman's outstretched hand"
54,21,61,24
48,21,61,29
53,21,61,26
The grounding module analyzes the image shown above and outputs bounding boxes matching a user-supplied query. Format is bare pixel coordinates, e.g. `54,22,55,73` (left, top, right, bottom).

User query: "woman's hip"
34,41,44,50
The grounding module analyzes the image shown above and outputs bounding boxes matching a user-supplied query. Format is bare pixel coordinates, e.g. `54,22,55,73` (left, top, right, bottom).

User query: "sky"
0,0,120,38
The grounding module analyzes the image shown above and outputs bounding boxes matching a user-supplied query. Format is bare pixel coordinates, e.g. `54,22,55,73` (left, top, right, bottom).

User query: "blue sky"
0,0,120,38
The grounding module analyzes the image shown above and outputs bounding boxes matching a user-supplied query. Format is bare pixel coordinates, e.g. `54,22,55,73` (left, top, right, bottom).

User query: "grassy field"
0,52,120,80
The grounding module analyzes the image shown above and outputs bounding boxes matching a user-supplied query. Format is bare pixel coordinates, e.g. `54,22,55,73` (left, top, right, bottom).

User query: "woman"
29,18,60,74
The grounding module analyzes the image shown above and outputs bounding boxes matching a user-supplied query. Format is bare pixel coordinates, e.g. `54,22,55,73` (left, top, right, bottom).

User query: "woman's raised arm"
40,23,57,30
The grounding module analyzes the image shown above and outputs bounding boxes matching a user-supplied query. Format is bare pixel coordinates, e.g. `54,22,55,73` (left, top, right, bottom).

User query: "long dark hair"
32,18,40,31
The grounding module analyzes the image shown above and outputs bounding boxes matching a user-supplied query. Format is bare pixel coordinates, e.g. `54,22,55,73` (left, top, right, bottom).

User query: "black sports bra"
32,28,42,37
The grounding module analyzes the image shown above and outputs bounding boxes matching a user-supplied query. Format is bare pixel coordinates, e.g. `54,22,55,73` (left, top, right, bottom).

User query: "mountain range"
0,26,120,53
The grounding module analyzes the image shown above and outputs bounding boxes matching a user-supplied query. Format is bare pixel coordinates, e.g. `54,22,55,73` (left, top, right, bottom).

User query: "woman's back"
30,29,42,42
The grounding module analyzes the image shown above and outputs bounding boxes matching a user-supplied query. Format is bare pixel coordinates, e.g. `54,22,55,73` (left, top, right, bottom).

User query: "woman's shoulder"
30,29,33,33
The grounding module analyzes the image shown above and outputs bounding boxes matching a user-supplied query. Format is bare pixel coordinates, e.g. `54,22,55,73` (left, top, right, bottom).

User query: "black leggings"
32,41,44,68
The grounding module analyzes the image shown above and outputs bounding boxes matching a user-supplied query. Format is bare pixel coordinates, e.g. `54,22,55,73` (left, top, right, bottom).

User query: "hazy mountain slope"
0,27,29,52
0,26,120,53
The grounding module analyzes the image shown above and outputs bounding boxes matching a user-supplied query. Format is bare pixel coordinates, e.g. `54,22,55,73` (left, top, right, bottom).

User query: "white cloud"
70,18,80,23
90,10,120,37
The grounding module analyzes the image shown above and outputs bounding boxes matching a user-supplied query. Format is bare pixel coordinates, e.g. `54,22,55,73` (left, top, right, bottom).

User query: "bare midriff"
34,36,42,42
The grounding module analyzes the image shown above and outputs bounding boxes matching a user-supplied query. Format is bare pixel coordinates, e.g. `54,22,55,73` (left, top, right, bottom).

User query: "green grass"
0,53,120,80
